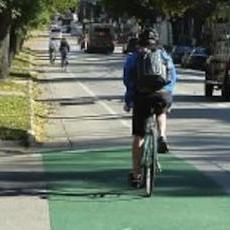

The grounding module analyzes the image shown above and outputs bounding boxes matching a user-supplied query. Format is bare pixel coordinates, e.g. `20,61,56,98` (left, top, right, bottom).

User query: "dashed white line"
77,81,130,128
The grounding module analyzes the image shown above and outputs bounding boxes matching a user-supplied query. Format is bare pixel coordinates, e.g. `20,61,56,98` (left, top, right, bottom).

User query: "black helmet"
148,29,159,40
138,28,159,46
139,28,159,41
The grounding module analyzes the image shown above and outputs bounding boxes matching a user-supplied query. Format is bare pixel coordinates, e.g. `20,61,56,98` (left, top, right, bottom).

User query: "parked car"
172,45,192,64
204,16,230,99
61,25,71,33
80,23,115,53
181,47,209,70
181,49,193,68
70,22,82,36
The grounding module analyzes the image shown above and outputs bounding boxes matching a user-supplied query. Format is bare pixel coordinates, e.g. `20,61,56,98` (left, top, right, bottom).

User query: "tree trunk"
9,25,27,66
0,9,11,79
9,27,16,66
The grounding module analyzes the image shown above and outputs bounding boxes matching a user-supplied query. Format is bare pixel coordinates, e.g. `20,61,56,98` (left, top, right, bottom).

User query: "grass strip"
0,80,27,93
0,95,30,140
0,42,46,143
10,47,38,80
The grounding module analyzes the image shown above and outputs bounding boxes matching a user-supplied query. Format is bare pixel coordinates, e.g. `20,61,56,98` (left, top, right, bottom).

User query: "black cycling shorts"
132,91,172,137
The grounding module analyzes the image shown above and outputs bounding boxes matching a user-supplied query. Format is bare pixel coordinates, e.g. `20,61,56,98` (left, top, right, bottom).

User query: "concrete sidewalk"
0,35,51,230
0,144,50,230
0,33,85,230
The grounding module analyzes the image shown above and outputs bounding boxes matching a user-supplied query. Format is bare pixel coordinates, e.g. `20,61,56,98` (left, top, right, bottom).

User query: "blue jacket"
123,49,177,107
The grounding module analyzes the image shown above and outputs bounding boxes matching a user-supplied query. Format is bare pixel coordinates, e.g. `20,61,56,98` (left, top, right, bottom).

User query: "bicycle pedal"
129,173,144,189
156,161,162,173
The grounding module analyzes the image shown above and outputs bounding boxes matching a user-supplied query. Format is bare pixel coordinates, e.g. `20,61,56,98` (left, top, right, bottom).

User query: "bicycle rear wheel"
49,51,54,64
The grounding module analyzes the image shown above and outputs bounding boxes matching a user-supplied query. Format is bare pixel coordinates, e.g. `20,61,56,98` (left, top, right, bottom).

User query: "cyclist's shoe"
156,161,162,173
128,172,144,189
158,136,169,154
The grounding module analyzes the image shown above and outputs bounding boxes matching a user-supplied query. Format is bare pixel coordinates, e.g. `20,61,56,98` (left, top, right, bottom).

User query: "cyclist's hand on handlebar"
123,104,131,112
166,80,171,85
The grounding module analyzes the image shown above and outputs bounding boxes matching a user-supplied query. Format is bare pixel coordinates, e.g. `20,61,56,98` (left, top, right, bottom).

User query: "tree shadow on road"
0,146,228,200
176,68,205,77
174,94,227,103
171,107,230,123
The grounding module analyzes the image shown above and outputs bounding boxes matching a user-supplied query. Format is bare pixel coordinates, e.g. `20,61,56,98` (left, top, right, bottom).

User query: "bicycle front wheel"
144,136,153,196
144,129,157,197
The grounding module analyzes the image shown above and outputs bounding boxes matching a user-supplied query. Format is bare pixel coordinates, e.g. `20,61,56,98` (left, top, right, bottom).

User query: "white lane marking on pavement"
209,103,229,108
77,81,131,128
174,101,230,109
44,146,131,154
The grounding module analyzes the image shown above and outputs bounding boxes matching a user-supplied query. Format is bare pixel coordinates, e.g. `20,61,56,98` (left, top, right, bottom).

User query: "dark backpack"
135,49,168,93
60,41,69,55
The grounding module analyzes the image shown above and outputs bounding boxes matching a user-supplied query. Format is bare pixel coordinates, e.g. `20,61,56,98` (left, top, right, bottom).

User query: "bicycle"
140,107,161,197
61,53,69,71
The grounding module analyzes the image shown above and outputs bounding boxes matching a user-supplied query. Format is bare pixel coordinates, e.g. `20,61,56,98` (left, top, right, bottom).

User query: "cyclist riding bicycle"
49,37,58,64
123,28,177,186
59,37,70,68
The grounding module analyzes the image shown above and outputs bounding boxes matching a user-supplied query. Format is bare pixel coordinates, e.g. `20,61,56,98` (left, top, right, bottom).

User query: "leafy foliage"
0,95,30,140
102,0,230,18
1,0,79,29
0,0,79,79
47,0,78,14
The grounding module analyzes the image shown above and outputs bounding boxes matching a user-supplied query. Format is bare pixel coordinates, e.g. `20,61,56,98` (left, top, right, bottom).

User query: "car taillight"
228,58,230,69
227,58,230,76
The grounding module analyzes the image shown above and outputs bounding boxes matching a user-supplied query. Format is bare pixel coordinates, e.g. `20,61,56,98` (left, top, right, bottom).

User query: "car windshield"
95,28,110,33
175,46,191,53
193,48,207,54
51,28,61,33
94,27,112,36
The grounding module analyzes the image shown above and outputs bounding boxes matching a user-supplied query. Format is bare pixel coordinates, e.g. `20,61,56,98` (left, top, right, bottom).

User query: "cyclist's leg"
65,53,69,65
132,135,144,178
156,113,167,139
63,54,68,71
154,91,173,153
52,49,56,62
61,52,65,67
49,49,53,63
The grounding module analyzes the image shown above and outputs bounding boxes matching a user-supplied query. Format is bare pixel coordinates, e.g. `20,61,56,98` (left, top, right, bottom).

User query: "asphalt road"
38,36,230,193
37,35,230,229
1,34,230,230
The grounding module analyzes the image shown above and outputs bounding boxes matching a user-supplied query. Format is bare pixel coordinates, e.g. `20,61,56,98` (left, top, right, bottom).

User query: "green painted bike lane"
42,148,230,230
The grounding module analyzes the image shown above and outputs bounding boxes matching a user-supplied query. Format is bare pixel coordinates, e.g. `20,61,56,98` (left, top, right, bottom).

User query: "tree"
9,0,45,63
0,0,46,78
102,0,230,19
0,1,12,79
47,0,78,14
0,0,79,79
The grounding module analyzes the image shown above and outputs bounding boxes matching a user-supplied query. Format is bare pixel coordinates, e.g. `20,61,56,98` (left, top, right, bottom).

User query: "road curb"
26,38,41,147
0,37,40,148
0,140,22,148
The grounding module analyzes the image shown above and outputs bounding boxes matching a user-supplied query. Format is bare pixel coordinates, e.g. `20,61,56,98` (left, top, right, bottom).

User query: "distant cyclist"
48,37,58,64
59,37,70,69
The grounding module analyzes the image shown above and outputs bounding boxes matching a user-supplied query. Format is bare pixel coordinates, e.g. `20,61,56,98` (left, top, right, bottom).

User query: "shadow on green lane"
42,147,226,199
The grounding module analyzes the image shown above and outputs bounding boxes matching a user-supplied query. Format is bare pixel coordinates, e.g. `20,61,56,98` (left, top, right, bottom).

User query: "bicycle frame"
61,53,68,71
141,112,158,197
